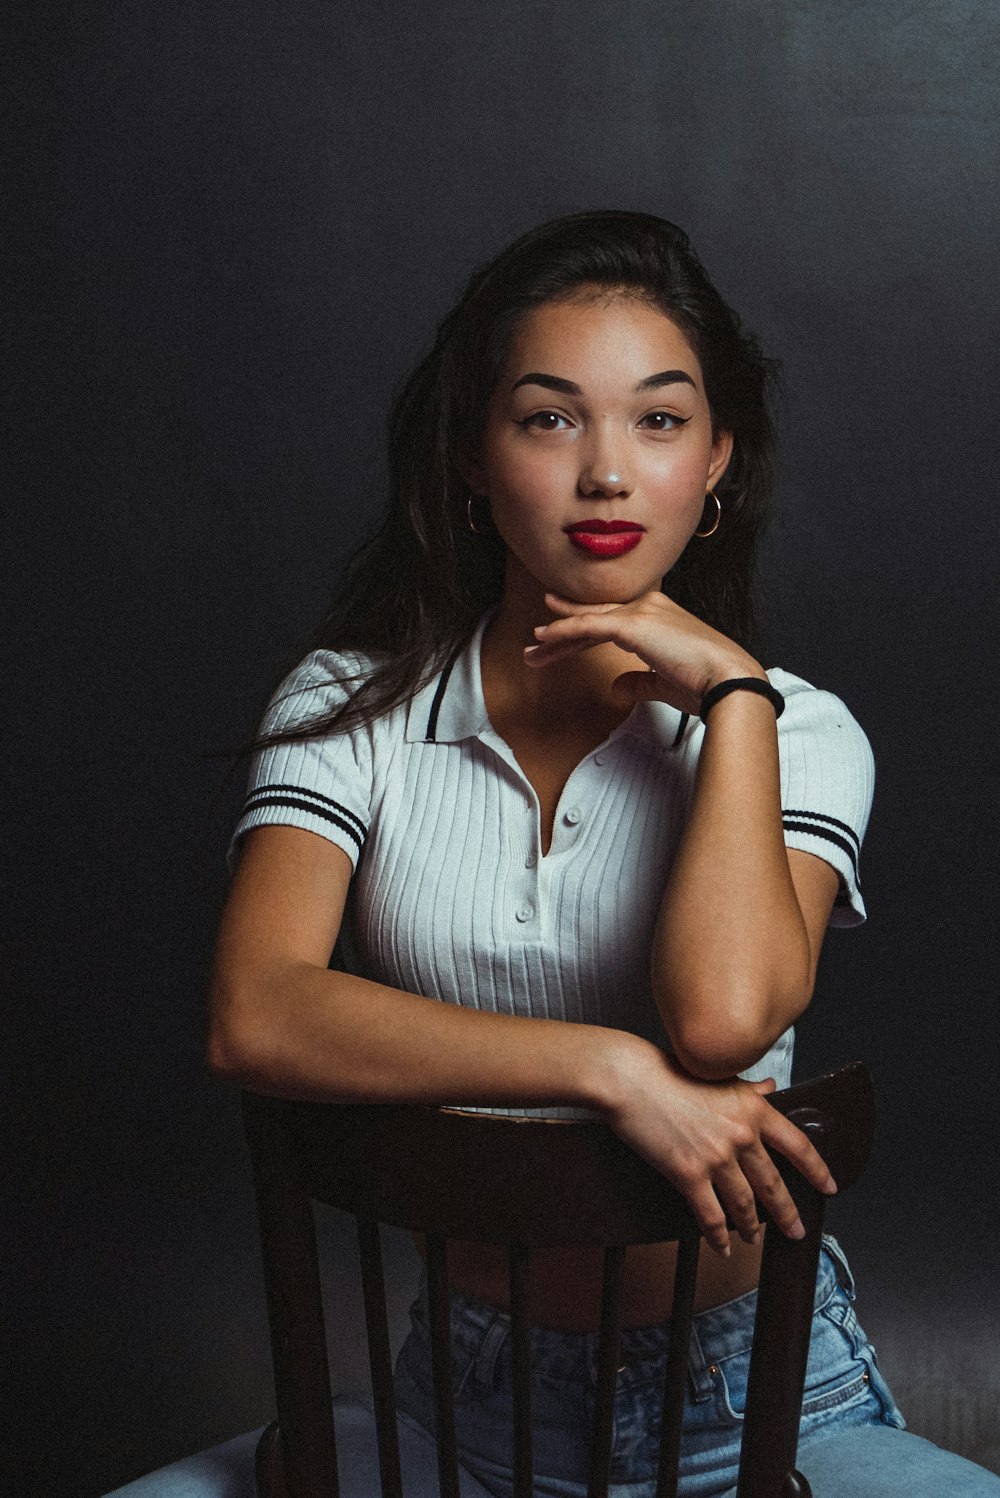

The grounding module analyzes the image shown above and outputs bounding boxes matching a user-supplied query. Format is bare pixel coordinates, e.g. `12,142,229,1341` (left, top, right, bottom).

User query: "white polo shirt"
231,614,875,1101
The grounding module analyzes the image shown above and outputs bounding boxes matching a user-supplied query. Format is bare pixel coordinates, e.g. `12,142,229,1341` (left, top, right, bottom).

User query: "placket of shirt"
477,726,613,939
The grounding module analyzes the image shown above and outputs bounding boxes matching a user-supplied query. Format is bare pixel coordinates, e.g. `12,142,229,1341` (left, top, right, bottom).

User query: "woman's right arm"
208,824,633,1109
208,824,836,1253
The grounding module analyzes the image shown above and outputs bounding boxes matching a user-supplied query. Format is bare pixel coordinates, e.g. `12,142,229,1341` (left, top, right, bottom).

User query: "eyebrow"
637,368,697,391
511,368,697,395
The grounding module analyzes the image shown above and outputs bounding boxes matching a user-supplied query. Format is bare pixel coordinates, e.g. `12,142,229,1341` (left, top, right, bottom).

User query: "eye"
517,410,572,432
638,411,691,432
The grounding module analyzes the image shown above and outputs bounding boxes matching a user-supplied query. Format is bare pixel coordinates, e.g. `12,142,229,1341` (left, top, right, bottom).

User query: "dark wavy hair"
261,210,779,743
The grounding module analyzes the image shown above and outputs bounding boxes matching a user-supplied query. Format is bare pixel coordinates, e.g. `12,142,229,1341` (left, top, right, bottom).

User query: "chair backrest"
242,1063,874,1498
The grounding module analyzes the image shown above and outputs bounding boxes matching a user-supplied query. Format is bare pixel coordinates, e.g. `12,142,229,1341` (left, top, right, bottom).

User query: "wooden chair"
242,1062,875,1498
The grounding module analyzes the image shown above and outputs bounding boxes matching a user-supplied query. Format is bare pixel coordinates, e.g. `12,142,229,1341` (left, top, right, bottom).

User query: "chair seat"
103,1400,495,1498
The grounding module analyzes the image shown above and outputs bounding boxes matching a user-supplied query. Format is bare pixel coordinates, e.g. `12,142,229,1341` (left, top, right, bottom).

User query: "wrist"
702,655,767,693
581,1028,663,1121
700,674,784,725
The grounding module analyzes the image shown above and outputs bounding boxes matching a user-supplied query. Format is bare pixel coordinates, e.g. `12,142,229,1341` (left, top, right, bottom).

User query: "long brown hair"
259,210,779,745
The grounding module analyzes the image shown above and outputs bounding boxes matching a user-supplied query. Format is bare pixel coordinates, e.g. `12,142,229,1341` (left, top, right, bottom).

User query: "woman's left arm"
650,687,839,1078
527,590,841,1081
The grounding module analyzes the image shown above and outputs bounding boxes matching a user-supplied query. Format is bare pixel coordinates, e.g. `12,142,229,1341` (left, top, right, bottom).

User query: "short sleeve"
769,669,875,927
227,651,374,873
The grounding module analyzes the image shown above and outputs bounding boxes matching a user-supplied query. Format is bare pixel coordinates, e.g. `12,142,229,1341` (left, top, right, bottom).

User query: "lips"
564,519,645,557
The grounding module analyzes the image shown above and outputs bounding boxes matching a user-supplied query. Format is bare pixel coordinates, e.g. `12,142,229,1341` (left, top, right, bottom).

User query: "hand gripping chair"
242,1063,875,1498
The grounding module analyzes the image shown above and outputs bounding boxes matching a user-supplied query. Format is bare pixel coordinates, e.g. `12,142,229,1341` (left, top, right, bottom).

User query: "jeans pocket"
800,1294,906,1430
712,1350,751,1425
711,1290,905,1435
396,1293,502,1411
856,1341,907,1430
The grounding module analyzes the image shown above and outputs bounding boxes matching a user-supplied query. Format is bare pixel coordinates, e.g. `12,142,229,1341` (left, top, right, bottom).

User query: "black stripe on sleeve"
425,652,460,741
782,808,861,857
782,818,859,883
242,793,366,854
245,783,367,842
670,712,690,749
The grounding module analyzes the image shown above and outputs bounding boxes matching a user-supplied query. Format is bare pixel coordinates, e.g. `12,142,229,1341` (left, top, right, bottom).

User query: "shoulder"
766,667,876,927
767,667,874,774
230,649,385,875
258,647,380,738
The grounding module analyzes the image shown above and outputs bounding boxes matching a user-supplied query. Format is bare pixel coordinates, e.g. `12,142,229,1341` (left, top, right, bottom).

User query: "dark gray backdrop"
6,4,999,1495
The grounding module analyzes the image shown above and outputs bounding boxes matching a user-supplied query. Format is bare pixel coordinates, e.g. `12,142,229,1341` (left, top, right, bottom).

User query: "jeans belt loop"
686,1321,716,1402
820,1233,857,1301
473,1316,510,1390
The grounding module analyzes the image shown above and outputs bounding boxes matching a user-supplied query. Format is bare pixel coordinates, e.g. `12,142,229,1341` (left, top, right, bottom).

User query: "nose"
579,443,632,499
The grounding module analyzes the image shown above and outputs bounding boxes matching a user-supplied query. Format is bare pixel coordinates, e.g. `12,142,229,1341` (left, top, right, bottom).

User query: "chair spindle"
736,1180,826,1498
357,1218,403,1498
508,1244,533,1498
586,1244,626,1498
248,1105,339,1498
426,1232,462,1498
654,1222,701,1498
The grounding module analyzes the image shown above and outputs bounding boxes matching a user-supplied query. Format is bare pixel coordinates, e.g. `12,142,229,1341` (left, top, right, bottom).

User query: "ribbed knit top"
231,615,875,1105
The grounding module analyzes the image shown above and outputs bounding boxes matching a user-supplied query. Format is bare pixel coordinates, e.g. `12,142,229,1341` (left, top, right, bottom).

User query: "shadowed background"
5,3,999,1494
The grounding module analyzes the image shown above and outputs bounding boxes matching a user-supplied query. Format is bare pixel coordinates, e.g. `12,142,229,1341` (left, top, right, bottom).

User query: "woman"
109,213,999,1494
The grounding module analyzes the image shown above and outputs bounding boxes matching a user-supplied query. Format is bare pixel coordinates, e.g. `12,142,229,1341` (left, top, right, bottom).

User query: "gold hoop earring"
694,490,721,538
467,495,494,535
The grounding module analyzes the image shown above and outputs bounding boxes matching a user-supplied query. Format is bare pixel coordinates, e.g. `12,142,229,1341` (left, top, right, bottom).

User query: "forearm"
652,688,814,1079
209,957,642,1111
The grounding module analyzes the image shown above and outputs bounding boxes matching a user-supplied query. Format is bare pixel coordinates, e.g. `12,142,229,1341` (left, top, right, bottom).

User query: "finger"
737,1143,805,1240
748,1077,776,1095
711,1163,763,1244
761,1110,838,1196
532,614,631,650
543,593,622,617
682,1179,733,1257
523,637,598,667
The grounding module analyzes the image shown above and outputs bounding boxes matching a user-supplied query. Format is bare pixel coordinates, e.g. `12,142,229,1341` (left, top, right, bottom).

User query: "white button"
515,904,535,922
525,853,537,868
564,806,582,825
594,753,605,767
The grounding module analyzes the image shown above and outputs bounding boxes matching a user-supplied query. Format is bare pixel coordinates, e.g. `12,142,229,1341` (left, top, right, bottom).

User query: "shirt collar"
404,612,691,750
405,614,493,743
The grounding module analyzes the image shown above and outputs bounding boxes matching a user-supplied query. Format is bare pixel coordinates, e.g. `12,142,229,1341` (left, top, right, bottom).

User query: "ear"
454,447,485,494
707,429,734,491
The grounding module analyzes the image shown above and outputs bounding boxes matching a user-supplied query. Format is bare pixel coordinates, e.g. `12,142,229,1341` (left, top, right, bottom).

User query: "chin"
509,549,664,608
558,569,663,606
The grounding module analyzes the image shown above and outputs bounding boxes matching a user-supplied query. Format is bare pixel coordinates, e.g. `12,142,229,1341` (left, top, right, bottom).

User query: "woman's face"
472,290,732,607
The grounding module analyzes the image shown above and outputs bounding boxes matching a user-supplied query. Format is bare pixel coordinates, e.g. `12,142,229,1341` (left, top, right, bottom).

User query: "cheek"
643,447,714,512
484,443,566,518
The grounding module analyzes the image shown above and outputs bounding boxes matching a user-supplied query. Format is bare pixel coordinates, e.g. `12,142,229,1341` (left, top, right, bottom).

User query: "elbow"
663,981,813,1082
669,1023,768,1081
205,1022,246,1084
206,979,273,1087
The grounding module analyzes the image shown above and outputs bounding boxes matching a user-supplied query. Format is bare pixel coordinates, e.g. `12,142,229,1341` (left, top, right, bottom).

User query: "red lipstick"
564,519,645,557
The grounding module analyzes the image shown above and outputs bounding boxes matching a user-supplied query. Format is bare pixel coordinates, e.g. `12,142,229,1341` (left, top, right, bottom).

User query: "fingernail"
534,624,548,636
789,1219,806,1240
823,1175,838,1195
718,1240,731,1258
524,645,540,656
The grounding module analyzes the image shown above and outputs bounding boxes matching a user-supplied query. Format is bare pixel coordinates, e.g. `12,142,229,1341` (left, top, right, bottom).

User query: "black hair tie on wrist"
699,677,785,724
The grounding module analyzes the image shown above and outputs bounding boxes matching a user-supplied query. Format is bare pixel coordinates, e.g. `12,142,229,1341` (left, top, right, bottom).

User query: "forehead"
503,290,702,381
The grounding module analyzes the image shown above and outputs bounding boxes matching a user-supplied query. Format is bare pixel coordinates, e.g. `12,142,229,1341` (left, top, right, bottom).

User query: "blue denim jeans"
392,1236,997,1498
106,1237,1000,1497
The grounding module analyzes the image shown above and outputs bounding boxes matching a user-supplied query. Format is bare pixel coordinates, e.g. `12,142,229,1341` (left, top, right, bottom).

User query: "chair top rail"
242,1063,874,1249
